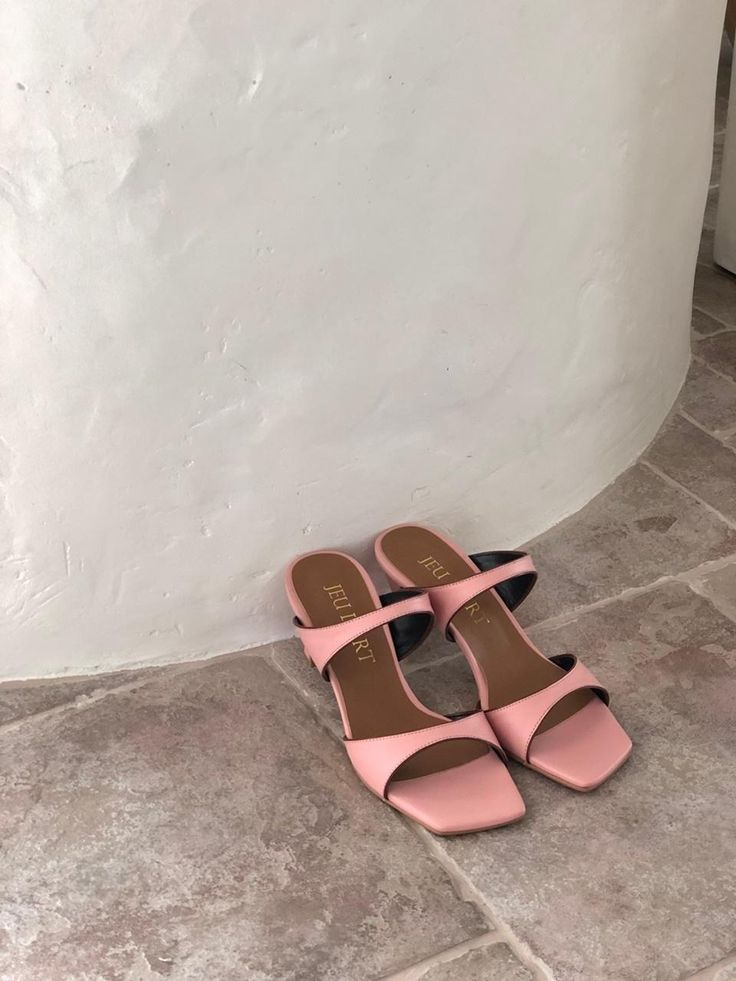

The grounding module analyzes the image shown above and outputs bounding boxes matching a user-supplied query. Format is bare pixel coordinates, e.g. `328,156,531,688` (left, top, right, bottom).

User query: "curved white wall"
0,1,724,678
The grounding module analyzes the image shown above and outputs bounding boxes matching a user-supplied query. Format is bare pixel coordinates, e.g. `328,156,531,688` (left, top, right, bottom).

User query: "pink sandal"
374,525,632,791
285,549,525,834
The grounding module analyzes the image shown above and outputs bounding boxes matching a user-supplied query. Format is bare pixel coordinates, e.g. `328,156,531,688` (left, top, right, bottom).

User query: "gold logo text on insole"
323,584,377,664
464,600,492,626
417,555,452,581
417,559,492,624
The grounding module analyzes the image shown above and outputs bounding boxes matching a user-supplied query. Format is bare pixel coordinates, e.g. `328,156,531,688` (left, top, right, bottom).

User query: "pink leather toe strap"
345,711,505,799
487,655,609,762
427,555,537,637
294,591,434,678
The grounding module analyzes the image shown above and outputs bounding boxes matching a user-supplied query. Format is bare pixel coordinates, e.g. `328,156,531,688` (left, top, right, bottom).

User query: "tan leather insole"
291,553,487,781
380,527,591,736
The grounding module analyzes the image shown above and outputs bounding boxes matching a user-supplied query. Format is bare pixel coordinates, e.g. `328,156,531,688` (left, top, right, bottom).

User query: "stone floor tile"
517,463,736,625
677,360,736,433
699,227,715,266
0,668,158,726
408,564,736,720
692,306,729,337
693,264,736,326
436,584,736,981
689,954,736,980
696,561,736,619
0,656,486,981
269,635,342,733
696,330,736,381
712,130,725,186
703,185,719,231
645,414,736,522
716,37,732,135
716,94,729,135
418,943,534,981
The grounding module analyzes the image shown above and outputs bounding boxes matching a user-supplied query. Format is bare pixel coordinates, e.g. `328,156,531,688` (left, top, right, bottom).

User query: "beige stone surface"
703,185,720,231
519,463,736,624
699,227,715,265
419,943,534,981
697,330,736,381
693,265,736,325
0,668,158,726
438,584,736,980
645,415,736,522
0,656,487,981
692,306,728,336
678,359,736,433
699,561,736,617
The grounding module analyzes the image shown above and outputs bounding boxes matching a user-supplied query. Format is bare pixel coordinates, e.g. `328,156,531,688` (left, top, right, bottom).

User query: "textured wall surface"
0,1,724,677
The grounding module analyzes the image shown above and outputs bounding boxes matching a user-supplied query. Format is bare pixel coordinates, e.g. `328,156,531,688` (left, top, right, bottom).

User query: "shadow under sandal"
374,525,632,791
285,549,525,834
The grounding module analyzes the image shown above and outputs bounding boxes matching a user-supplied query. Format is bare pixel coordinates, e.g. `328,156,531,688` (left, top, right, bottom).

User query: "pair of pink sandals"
285,524,632,835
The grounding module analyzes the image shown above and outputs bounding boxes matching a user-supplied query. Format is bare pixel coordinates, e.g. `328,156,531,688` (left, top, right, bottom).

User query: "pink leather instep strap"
426,555,537,637
345,711,505,799
294,592,434,678
487,657,609,762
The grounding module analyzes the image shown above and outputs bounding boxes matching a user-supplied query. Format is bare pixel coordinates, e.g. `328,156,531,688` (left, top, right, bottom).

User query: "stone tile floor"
3,39,736,981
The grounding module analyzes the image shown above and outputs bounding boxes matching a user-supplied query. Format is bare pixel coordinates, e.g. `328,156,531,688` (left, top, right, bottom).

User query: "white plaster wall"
0,1,724,678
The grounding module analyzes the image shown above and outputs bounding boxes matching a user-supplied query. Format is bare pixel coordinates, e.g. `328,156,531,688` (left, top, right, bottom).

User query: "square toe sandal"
374,525,632,791
284,549,525,834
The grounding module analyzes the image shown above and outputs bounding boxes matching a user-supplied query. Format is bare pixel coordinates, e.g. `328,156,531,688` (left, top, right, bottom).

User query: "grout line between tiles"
408,827,555,981
520,574,678,633
692,319,736,338
0,643,268,690
267,646,555,980
685,570,736,623
267,647,343,739
0,672,169,737
691,338,735,359
693,304,732,326
677,409,736,451
0,646,263,737
676,551,736,580
693,329,736,340
640,458,736,530
680,556,736,623
686,951,736,980
378,930,505,981
692,353,736,386
510,550,736,636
